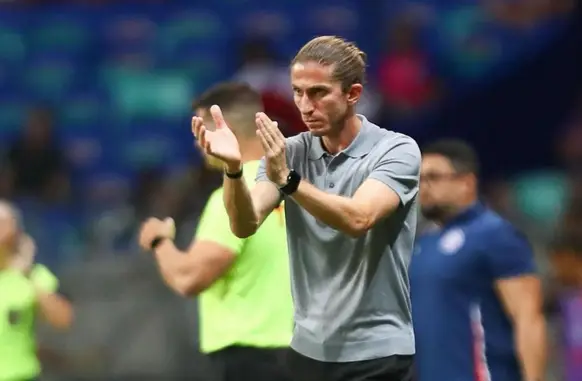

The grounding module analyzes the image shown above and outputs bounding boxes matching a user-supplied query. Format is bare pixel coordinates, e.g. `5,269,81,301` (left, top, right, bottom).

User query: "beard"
421,204,452,222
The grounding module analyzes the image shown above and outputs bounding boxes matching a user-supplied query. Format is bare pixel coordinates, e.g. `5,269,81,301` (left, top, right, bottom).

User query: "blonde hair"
292,36,367,91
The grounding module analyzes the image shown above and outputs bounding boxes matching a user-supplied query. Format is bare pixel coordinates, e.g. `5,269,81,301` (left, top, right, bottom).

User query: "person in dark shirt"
7,107,69,201
410,139,547,381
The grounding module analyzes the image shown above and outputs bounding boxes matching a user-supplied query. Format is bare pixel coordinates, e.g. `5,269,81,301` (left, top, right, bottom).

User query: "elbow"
230,221,258,239
172,274,208,297
345,218,373,238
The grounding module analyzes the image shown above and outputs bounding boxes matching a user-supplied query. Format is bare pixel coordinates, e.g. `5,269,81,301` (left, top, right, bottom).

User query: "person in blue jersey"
410,139,547,381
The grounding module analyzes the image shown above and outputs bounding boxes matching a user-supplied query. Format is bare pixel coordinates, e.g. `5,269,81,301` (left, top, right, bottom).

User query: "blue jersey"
410,203,536,381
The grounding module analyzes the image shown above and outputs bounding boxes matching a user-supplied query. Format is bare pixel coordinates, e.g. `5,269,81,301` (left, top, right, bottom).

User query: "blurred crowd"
0,0,580,380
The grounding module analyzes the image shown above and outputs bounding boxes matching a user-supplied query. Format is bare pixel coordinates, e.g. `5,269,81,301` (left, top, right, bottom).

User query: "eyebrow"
292,84,332,92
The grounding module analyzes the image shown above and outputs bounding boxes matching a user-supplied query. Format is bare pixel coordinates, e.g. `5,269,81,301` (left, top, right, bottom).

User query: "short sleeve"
195,189,245,254
484,226,537,279
367,136,421,206
30,264,59,293
256,157,269,183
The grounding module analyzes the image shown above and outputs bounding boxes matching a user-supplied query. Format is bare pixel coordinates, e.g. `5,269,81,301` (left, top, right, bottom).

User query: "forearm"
515,314,547,381
223,173,259,238
153,240,198,295
36,291,74,330
292,180,368,237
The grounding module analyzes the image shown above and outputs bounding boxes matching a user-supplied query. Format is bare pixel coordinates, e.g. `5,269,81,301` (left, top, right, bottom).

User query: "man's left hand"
139,217,176,251
256,112,290,186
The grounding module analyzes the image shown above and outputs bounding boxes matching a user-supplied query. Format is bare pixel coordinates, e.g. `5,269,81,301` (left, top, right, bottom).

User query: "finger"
198,125,207,147
256,129,274,155
191,116,203,139
258,113,283,143
164,217,176,239
256,116,278,149
204,140,213,155
210,105,225,129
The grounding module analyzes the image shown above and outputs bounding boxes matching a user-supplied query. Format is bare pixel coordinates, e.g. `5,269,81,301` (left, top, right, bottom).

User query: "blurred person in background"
0,201,73,381
410,139,547,381
547,236,582,381
138,82,293,381
377,15,440,123
234,38,306,136
6,107,70,204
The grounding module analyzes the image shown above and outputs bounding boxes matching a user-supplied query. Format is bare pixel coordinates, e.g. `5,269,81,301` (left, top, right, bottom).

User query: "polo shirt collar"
308,115,375,160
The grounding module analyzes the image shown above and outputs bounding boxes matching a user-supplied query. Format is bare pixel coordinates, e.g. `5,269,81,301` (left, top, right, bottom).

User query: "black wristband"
150,236,169,250
225,168,243,179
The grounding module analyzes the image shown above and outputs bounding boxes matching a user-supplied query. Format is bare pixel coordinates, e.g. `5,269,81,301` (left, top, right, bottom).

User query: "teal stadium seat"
512,170,569,227
0,25,26,65
0,98,27,134
23,59,76,100
102,65,193,120
60,93,105,127
29,18,91,56
157,10,224,56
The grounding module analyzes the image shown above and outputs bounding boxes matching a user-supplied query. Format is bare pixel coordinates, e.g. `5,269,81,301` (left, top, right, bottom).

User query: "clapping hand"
255,112,290,186
11,234,35,275
192,105,242,172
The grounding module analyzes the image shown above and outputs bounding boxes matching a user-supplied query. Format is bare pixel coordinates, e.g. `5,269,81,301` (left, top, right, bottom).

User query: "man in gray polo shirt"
192,36,420,381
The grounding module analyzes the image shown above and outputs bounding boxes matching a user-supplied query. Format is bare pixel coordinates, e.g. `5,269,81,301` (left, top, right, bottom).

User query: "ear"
346,83,363,107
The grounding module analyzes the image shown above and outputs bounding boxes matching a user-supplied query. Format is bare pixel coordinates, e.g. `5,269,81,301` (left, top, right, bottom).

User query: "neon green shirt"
0,264,58,381
196,160,293,353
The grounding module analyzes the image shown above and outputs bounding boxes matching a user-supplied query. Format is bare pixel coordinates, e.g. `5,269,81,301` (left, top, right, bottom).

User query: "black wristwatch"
279,170,301,195
224,168,243,179
150,236,169,250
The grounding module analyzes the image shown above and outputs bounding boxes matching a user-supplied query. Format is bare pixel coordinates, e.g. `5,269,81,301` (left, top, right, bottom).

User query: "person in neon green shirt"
138,82,293,381
0,201,74,381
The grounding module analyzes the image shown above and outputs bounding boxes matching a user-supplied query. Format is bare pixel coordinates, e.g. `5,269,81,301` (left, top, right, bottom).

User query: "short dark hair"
422,139,480,175
192,81,262,112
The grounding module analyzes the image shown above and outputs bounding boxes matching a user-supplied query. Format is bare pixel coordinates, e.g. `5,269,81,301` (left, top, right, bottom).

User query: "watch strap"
279,170,301,195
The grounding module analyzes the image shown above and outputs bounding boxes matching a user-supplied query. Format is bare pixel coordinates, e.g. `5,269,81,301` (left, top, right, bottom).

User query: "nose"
297,95,314,116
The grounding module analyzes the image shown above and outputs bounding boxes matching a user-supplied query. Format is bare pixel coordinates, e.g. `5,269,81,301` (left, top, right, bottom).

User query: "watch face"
280,170,300,195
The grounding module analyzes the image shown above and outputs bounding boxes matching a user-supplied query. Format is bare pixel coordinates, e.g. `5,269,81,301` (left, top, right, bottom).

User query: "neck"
321,112,362,155
434,198,477,226
239,139,265,163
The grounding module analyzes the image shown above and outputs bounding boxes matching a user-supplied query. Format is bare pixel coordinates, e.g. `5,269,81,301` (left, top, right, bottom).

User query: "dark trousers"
287,349,414,381
208,345,292,381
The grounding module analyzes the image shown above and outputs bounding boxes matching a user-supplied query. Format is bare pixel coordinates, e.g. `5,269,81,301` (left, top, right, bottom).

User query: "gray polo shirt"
256,115,420,362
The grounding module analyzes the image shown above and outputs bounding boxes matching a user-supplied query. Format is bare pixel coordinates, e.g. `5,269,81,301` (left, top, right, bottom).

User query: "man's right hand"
192,105,242,172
